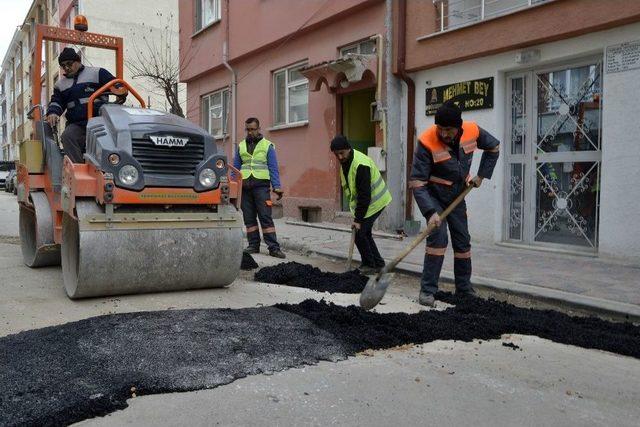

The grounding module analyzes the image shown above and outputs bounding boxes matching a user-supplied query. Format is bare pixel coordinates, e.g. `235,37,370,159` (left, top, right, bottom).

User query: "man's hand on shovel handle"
428,213,441,228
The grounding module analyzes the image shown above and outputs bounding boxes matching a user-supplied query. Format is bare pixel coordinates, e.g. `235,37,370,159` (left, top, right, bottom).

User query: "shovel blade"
359,272,393,310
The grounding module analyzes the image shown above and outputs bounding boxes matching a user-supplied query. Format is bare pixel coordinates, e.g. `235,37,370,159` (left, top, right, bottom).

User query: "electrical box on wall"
370,101,381,122
367,146,386,172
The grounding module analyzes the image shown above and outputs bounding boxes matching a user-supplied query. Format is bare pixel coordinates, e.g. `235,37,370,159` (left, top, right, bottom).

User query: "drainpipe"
393,0,416,221
370,34,385,152
223,0,237,155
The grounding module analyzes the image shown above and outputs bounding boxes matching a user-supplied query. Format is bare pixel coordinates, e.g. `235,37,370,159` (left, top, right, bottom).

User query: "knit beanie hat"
58,47,81,65
435,101,463,128
330,135,352,151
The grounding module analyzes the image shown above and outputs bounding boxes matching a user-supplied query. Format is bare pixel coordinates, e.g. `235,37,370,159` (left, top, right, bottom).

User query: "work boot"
269,249,286,259
359,265,378,275
418,291,436,307
456,287,476,296
244,246,259,254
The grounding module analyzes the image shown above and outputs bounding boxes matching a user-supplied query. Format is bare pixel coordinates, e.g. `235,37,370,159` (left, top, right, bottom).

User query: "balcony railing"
434,0,552,32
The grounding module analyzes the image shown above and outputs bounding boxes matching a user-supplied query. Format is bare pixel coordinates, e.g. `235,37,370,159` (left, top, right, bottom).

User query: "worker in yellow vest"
233,117,285,258
331,135,392,275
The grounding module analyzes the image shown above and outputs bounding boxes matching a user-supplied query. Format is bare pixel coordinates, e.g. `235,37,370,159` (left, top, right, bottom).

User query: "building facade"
405,0,640,262
0,0,184,162
179,0,408,230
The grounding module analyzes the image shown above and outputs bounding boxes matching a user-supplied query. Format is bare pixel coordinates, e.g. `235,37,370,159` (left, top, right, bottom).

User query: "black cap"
58,47,80,65
330,135,352,151
435,101,463,128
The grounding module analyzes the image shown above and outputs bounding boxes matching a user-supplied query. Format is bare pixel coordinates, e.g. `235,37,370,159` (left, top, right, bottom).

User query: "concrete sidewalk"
274,219,640,321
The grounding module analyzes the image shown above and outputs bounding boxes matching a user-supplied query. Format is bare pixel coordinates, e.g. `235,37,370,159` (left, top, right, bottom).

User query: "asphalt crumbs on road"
255,261,368,293
1,297,639,425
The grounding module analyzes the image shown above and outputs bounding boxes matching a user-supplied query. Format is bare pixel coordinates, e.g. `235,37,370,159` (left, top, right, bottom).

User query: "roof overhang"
300,53,377,93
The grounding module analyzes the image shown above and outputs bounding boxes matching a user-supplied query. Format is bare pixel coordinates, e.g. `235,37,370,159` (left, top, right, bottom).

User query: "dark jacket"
410,123,500,218
46,65,117,126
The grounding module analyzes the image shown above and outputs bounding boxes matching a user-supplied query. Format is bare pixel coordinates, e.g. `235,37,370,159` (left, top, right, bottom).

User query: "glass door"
506,60,602,251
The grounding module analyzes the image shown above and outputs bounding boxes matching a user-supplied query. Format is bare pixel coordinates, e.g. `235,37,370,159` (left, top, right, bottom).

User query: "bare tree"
125,12,186,117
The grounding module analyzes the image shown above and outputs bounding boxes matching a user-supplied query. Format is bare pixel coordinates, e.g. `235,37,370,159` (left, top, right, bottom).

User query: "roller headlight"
118,165,139,185
215,159,225,169
198,168,217,188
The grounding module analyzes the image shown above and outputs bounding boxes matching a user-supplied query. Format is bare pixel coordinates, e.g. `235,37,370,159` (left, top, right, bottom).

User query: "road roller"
16,20,244,298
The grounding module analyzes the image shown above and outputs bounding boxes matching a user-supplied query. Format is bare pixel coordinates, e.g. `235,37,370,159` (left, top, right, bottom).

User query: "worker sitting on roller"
331,135,392,275
410,101,500,307
45,47,127,163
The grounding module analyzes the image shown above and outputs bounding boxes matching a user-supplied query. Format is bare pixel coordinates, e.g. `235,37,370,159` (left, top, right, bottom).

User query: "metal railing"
434,0,552,32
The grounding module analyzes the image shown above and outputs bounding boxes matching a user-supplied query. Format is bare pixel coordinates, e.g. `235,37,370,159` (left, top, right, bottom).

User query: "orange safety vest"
418,121,480,163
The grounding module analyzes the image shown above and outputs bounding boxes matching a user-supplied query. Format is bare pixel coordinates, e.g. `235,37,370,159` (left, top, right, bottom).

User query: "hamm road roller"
17,19,244,298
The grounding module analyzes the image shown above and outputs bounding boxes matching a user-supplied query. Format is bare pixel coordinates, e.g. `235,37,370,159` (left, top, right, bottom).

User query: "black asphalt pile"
241,252,259,270
254,261,368,293
276,296,640,357
2,297,639,426
0,307,348,427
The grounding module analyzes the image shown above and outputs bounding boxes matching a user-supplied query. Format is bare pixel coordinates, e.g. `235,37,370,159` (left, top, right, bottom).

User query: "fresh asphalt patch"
2,295,639,426
255,261,368,293
1,306,348,427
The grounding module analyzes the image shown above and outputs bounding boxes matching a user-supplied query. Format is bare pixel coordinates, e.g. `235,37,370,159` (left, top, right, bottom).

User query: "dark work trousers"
355,208,385,269
241,185,280,252
61,123,87,163
420,198,472,295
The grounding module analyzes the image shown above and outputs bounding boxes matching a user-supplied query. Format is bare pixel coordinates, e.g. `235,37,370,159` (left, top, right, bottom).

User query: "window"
273,62,308,126
433,0,552,32
340,39,376,57
201,88,229,138
195,0,221,31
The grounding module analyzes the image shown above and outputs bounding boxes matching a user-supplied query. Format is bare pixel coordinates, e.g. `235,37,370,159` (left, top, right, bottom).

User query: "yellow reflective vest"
239,138,273,180
340,150,392,218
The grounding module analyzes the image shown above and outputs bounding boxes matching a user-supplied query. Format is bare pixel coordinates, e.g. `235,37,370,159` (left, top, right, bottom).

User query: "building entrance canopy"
300,54,377,92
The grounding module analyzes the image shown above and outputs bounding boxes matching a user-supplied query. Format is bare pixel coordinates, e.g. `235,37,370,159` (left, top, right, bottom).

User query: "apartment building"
406,0,640,261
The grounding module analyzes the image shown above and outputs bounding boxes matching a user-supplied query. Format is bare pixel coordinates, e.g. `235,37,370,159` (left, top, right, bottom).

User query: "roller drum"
19,191,61,267
62,200,243,299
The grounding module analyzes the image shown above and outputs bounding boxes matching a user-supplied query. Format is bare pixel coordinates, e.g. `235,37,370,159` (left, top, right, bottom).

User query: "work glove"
46,114,59,127
273,189,284,201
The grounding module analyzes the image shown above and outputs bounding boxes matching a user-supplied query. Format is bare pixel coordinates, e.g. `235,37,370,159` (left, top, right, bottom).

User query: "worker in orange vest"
409,101,500,307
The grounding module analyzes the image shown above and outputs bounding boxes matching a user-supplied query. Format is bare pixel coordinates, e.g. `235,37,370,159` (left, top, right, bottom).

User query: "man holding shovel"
410,101,500,306
331,135,392,275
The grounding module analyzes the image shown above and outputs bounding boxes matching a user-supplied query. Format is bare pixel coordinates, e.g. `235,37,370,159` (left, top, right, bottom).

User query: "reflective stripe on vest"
418,121,480,163
239,138,273,180
340,150,392,218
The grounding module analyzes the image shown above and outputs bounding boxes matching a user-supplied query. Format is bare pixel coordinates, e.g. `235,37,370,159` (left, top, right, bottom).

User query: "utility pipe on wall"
370,33,385,152
223,0,237,155
393,0,416,221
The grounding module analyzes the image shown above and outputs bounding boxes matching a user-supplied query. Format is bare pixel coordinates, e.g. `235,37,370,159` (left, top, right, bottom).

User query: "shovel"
346,227,357,272
359,184,475,310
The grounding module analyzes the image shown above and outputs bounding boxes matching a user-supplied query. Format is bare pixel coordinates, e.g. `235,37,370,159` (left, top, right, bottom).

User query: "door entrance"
506,60,602,251
341,89,376,211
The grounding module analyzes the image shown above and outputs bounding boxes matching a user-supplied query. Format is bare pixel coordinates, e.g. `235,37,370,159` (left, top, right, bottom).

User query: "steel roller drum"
19,191,61,267
62,200,243,299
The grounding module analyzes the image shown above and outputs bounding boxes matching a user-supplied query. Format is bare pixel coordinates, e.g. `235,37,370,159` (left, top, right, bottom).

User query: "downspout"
393,0,416,221
222,0,237,155
370,34,385,152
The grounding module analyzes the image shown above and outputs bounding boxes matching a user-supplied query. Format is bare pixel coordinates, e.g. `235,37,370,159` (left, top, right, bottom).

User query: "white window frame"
432,0,552,33
273,61,309,127
195,0,221,32
201,88,229,139
339,39,377,57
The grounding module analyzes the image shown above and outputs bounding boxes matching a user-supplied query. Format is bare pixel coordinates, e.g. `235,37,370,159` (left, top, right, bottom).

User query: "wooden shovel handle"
347,227,357,271
377,184,474,278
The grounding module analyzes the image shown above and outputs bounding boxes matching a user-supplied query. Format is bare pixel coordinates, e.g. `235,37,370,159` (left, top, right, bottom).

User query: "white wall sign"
606,40,640,74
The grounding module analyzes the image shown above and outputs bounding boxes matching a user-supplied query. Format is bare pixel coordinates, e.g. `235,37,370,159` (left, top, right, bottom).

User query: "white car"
0,161,14,189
